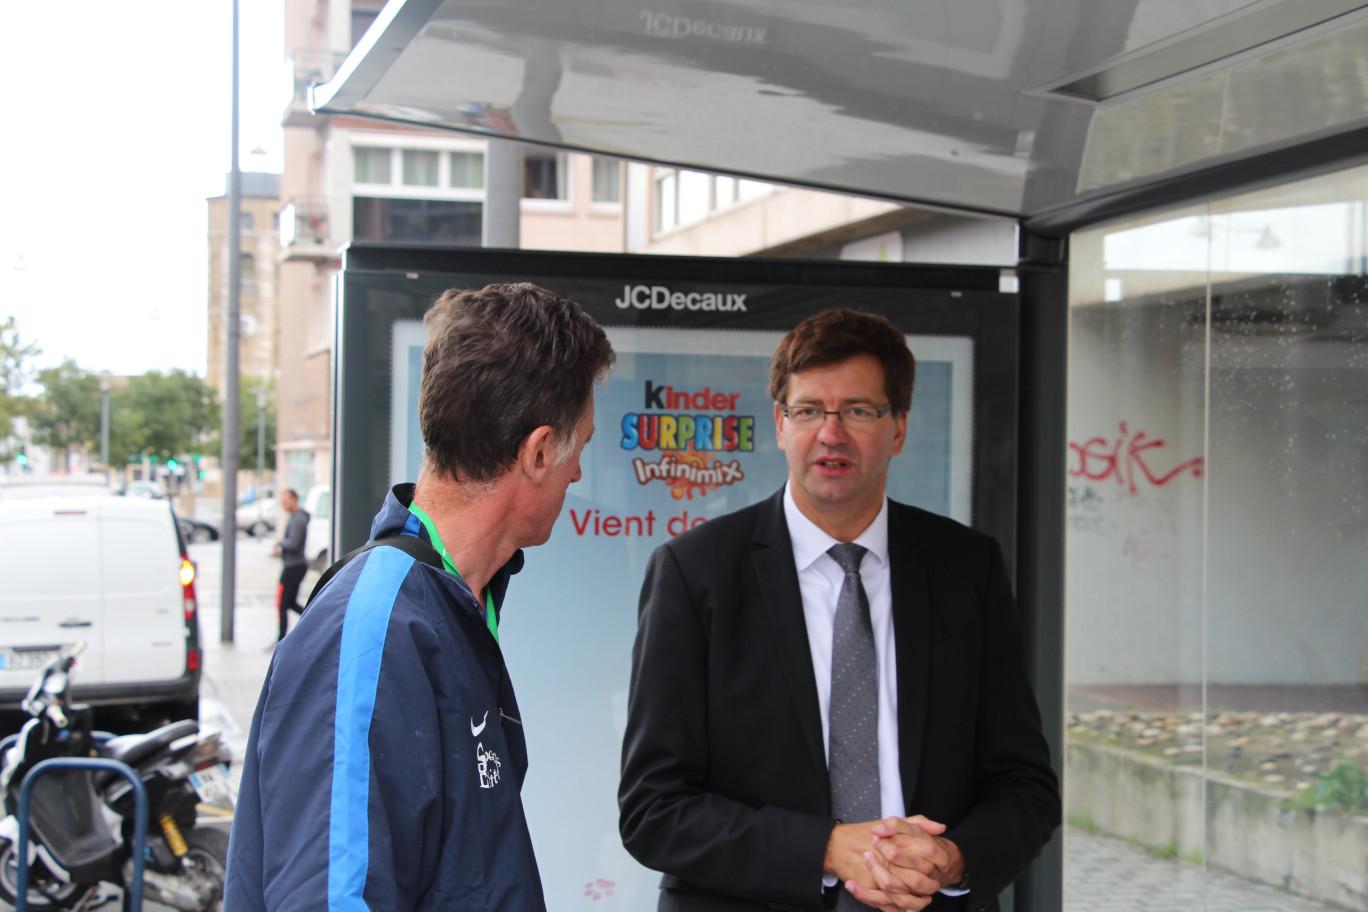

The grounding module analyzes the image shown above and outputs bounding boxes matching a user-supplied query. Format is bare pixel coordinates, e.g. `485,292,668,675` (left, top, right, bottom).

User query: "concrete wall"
1066,185,1368,688
1068,742,1368,909
1066,296,1208,684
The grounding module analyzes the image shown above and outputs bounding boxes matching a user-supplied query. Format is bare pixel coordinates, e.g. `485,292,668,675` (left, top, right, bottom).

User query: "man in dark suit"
619,309,1059,912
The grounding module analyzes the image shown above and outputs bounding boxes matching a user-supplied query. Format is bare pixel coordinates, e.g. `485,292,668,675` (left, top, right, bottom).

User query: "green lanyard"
407,502,499,643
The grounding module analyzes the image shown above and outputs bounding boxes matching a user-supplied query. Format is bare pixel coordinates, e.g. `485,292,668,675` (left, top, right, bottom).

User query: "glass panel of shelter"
1065,164,1368,911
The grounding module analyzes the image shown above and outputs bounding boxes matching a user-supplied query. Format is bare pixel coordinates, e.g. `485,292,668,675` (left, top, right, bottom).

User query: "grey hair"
552,426,579,469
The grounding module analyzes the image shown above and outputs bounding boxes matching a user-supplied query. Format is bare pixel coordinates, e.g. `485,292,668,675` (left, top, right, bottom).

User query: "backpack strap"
305,534,444,608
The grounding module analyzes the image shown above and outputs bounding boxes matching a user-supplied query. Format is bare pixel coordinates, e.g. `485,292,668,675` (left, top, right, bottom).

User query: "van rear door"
99,501,186,684
0,501,107,688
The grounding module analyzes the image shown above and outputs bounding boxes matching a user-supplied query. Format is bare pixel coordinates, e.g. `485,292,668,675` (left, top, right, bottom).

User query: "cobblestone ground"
1065,827,1345,912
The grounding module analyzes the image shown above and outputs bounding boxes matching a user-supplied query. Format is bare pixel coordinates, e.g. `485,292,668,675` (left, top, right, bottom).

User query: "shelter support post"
1013,227,1068,912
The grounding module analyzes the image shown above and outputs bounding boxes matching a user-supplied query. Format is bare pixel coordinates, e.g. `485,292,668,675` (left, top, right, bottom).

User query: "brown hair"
419,283,614,483
768,309,915,413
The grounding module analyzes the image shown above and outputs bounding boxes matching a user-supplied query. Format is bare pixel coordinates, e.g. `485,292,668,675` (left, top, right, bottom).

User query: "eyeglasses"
779,403,894,425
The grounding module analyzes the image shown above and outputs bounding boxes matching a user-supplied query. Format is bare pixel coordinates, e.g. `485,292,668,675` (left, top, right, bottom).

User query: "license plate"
0,648,59,671
190,763,237,809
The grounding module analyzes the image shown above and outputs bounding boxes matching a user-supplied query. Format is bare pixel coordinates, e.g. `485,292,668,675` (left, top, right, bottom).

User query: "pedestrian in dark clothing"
271,488,310,642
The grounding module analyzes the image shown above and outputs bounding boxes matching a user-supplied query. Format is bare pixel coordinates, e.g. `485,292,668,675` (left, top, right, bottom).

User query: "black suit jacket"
619,490,1060,912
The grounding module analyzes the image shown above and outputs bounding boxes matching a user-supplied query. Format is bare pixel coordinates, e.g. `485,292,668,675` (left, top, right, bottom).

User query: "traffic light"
167,458,179,471
16,448,27,466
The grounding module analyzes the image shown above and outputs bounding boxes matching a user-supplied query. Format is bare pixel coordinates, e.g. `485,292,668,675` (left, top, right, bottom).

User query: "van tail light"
181,553,201,673
180,556,198,621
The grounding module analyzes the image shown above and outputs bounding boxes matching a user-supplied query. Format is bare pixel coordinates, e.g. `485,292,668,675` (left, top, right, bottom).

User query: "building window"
355,142,488,194
353,197,483,245
655,171,677,232
354,147,392,184
352,141,486,242
592,156,622,203
657,168,765,233
678,170,710,225
714,176,737,209
450,151,484,188
402,150,440,187
523,150,568,200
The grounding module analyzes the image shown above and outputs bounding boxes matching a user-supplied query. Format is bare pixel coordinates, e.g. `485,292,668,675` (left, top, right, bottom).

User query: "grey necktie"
827,543,880,909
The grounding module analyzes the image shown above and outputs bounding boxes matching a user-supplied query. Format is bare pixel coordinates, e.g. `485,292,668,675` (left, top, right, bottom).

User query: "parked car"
303,484,332,570
0,495,202,724
237,490,277,536
120,480,166,499
177,515,220,543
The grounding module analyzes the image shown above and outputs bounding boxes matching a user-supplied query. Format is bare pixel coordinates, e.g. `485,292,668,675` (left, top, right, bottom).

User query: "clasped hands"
823,816,965,912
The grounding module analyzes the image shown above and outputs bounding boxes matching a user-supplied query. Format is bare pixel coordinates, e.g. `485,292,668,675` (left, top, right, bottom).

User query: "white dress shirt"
786,485,969,899
784,484,904,820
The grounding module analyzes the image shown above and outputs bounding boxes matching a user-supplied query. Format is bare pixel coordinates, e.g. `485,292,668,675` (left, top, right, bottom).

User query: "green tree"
30,359,100,470
0,317,40,446
193,376,277,474
108,370,220,466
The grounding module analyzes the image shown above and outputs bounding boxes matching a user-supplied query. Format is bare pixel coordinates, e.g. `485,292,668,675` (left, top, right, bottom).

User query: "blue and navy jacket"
224,483,545,912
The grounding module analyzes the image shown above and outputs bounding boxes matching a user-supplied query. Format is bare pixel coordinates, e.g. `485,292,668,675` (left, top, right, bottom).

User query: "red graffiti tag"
1068,421,1204,495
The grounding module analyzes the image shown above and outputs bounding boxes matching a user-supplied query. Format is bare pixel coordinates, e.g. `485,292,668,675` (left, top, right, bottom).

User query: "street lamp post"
221,0,242,643
99,371,111,473
253,386,267,511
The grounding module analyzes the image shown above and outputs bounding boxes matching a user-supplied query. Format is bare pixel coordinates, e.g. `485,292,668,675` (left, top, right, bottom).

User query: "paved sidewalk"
1064,826,1344,911
187,535,317,786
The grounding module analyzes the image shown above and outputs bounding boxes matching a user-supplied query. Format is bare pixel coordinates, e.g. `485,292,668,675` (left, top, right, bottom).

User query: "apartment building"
206,171,281,402
276,0,627,496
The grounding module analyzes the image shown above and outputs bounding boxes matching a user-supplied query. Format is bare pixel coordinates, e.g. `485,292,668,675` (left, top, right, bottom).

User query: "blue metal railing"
15,757,148,912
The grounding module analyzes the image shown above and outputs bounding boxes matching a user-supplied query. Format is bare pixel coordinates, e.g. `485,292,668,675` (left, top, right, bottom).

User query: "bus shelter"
310,4,1368,909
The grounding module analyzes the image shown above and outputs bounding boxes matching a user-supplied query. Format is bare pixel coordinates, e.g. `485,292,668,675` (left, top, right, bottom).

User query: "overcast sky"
0,0,284,379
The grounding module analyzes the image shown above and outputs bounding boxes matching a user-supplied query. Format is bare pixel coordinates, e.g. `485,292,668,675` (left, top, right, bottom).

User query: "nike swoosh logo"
471,711,489,736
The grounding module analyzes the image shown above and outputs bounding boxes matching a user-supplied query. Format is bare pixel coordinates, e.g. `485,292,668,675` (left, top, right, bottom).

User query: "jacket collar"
374,482,525,628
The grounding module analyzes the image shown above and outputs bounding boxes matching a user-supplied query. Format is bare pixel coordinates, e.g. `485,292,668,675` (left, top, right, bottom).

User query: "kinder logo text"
614,285,748,312
621,381,755,453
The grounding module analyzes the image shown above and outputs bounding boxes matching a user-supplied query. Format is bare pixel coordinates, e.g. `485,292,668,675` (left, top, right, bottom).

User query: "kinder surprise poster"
390,324,973,911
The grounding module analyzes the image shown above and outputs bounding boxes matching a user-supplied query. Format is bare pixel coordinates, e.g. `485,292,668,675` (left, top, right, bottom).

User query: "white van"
0,495,202,723
302,483,331,570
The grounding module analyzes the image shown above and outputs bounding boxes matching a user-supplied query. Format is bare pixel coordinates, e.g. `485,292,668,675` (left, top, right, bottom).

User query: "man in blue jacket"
224,283,615,912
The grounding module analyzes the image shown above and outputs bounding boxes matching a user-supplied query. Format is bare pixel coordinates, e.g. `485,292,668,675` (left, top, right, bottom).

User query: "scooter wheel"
0,839,91,910
181,828,230,911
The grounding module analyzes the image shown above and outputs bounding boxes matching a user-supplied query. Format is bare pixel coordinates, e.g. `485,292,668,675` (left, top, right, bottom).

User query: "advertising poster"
388,322,974,910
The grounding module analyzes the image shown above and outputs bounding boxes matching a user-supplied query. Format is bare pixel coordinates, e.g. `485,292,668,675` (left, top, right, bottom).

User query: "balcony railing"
282,49,346,127
279,197,337,262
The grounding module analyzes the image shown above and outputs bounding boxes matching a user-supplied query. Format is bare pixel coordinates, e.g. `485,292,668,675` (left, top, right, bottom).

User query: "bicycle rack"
14,757,148,912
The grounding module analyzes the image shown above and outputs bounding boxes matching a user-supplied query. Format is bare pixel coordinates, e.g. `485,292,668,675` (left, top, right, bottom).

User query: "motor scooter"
0,645,234,911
